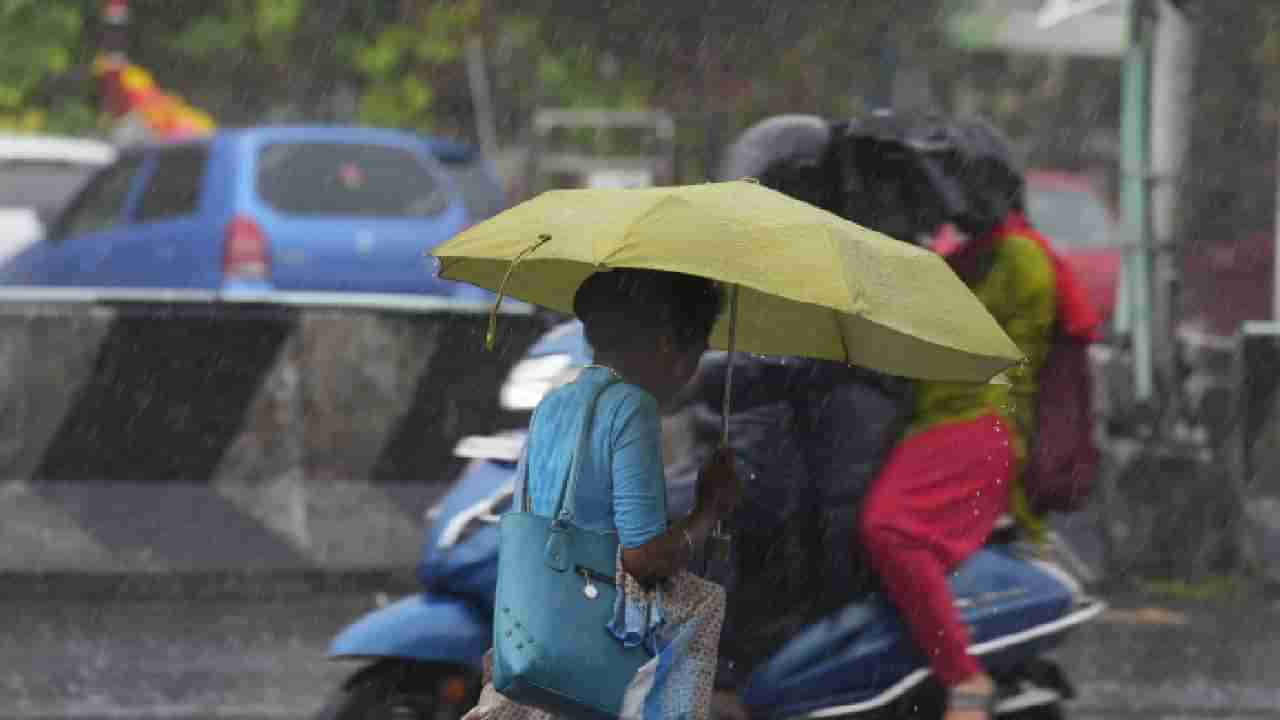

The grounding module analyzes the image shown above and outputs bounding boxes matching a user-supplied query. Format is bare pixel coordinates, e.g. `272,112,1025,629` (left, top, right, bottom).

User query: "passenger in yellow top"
858,117,1057,720
908,211,1058,536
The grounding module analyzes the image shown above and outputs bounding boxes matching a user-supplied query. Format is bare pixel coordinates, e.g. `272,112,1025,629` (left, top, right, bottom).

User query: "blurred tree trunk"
291,0,351,122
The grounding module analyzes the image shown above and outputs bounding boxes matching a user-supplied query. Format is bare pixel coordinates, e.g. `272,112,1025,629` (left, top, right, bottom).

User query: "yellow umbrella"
432,180,1022,385
434,180,1020,549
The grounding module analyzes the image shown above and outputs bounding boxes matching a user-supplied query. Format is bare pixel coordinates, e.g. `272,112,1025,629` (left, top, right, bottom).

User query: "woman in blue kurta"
523,268,739,577
466,268,741,720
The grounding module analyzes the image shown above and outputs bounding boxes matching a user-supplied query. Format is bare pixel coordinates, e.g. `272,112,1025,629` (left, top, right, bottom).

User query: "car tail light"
224,216,269,280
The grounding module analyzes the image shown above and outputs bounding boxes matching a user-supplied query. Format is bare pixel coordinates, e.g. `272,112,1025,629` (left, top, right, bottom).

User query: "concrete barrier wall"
0,297,540,573
1236,323,1280,582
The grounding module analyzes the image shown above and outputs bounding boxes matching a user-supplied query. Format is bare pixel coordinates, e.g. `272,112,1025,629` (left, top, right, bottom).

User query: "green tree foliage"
354,1,481,129
0,0,1265,229
0,0,94,133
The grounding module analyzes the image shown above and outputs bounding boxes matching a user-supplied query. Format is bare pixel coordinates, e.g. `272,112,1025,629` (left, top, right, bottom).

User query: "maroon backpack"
946,215,1101,514
1024,326,1099,513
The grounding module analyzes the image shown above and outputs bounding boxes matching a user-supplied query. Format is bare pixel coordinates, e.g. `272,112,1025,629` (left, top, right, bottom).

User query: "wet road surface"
2,589,366,719
4,583,1279,719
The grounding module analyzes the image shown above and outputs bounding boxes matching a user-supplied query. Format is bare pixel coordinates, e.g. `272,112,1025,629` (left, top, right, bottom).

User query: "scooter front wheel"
316,659,479,720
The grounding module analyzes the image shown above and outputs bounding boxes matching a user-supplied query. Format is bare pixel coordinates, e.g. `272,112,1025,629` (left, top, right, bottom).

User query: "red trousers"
859,413,1013,686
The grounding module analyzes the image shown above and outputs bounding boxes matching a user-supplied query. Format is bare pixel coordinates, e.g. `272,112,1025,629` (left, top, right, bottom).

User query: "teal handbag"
492,376,651,719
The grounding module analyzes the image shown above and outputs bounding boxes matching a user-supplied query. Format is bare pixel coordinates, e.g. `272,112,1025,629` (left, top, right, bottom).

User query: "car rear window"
136,144,209,222
54,155,146,238
256,142,448,218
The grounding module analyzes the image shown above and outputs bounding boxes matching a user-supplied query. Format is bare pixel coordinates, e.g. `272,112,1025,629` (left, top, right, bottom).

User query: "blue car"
422,136,508,227
0,126,471,296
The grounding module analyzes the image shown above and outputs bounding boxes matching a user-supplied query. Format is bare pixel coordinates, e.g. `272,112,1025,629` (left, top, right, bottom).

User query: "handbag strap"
519,374,622,526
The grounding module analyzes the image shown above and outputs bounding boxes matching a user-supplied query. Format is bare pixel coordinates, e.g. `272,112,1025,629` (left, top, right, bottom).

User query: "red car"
934,169,1276,341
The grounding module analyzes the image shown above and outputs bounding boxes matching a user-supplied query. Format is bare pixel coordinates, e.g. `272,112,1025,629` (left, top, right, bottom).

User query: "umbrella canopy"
431,180,1022,383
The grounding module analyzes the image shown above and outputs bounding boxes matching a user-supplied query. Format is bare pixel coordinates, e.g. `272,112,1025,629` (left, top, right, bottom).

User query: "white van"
0,133,116,264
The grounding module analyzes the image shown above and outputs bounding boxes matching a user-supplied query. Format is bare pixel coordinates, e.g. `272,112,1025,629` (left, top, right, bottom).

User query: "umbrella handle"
720,283,739,446
485,233,551,351
714,283,739,545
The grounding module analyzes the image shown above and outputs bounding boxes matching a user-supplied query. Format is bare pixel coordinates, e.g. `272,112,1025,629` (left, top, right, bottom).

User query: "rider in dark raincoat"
691,111,961,700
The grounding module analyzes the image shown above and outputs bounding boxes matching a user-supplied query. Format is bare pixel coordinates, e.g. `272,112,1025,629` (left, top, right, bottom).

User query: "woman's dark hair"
573,269,723,353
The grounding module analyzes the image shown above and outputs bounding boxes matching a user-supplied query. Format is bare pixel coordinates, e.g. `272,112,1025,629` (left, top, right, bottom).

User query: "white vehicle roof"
0,133,116,165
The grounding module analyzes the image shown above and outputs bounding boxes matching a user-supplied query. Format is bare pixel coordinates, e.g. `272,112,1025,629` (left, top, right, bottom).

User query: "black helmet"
833,109,966,243
939,116,1025,238
718,114,841,213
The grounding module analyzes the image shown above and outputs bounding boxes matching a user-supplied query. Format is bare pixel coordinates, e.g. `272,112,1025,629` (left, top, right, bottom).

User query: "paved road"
1,589,368,719
3,584,1278,719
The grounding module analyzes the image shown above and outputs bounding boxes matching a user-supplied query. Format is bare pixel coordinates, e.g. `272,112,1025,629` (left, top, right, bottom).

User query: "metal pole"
99,0,129,60
465,36,500,158
872,19,896,110
1149,0,1195,402
1120,0,1155,402
1274,127,1280,321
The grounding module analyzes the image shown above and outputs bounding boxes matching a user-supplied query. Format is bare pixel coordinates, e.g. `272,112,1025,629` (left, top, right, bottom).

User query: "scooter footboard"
329,593,491,670
741,548,1093,717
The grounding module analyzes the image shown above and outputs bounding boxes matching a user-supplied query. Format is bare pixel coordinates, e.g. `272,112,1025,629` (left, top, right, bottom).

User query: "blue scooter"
319,321,1104,720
